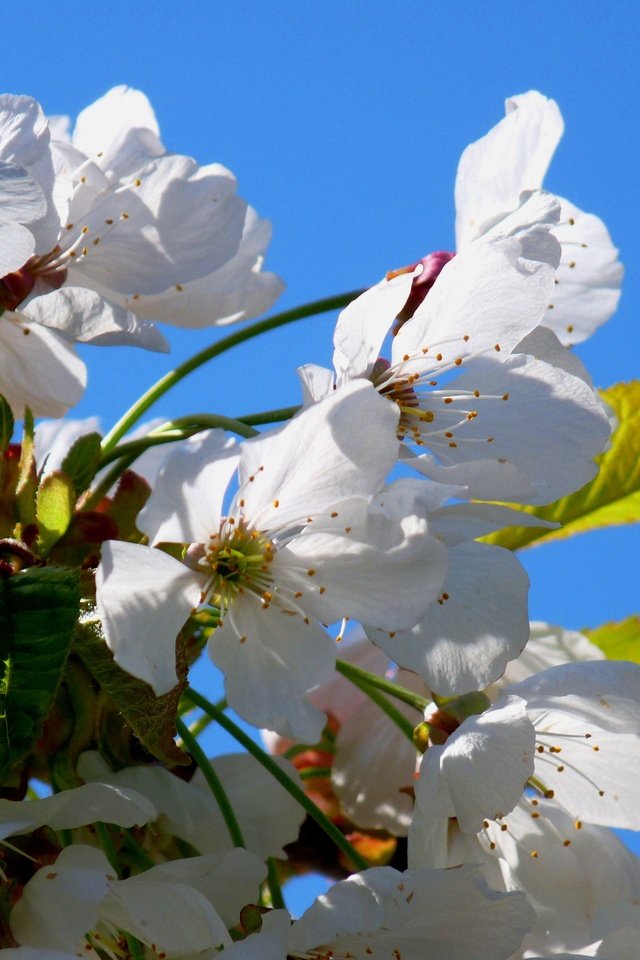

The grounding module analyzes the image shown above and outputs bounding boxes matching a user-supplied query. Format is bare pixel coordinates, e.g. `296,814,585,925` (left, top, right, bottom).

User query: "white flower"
454,91,623,345
77,749,306,861
10,844,265,958
0,780,157,841
222,865,535,960
365,482,555,694
0,86,283,414
300,208,611,505
408,660,640,952
96,381,446,740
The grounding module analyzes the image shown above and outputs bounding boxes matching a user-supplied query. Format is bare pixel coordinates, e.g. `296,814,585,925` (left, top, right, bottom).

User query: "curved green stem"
266,858,286,910
239,405,300,427
182,687,368,871
82,453,138,511
99,414,258,469
101,290,363,454
335,659,429,713
176,717,245,849
337,668,416,741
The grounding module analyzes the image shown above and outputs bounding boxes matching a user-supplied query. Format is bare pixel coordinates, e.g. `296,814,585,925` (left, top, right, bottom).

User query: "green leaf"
484,381,640,550
74,612,189,767
60,432,103,496
36,472,76,556
584,616,640,663
0,566,80,785
16,408,36,526
0,396,13,454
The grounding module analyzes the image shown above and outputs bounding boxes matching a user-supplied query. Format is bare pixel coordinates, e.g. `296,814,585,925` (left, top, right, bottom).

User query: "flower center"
0,250,67,311
204,520,274,609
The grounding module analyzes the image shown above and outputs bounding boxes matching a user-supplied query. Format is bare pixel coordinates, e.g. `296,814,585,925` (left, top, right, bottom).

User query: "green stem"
101,290,363,454
99,414,258,469
239,405,300,427
82,453,138,511
95,821,119,873
182,687,368,871
337,668,416,741
267,858,286,910
335,659,429,713
175,717,245,849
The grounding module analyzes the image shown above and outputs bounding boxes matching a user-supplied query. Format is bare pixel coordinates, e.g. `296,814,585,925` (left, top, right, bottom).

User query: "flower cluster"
0,87,635,960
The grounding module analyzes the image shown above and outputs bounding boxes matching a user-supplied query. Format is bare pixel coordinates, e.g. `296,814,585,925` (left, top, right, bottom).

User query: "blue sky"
4,0,639,910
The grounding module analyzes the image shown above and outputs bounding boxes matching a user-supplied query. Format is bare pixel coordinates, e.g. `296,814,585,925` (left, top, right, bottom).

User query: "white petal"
10,846,114,950
138,429,240,544
511,662,640,828
103,874,230,953
0,316,86,417
0,782,156,840
373,541,529,695
414,697,536,833
547,197,623,345
0,159,47,226
292,865,535,960
123,206,284,327
95,541,203,694
209,598,335,740
332,272,414,382
189,754,306,858
22,286,168,351
394,234,556,368
0,93,60,250
489,800,640,955
455,91,563,247
424,352,610,505
0,219,36,275
72,85,161,157
237,380,400,533
333,688,419,833
428,500,557,546
67,156,246,295
497,622,604,689
297,362,335,404
280,498,445,630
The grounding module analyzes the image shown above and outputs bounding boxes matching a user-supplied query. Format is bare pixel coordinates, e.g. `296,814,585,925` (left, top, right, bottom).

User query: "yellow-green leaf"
484,381,640,550
584,616,640,663
36,471,76,556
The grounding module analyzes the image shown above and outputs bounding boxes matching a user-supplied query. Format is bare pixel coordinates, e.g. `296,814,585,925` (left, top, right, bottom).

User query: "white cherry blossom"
366,481,554,694
96,381,446,740
454,91,623,345
222,865,535,960
77,749,306,861
0,86,283,414
10,843,265,957
299,209,611,505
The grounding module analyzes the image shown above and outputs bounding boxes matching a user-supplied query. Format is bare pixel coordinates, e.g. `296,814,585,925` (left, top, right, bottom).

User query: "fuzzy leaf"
15,408,36,526
36,471,76,556
103,470,151,542
61,432,103,496
0,566,80,785
484,381,640,550
74,612,189,767
584,616,640,663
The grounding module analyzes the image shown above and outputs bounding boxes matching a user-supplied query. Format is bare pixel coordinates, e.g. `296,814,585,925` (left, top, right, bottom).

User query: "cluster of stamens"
201,519,274,611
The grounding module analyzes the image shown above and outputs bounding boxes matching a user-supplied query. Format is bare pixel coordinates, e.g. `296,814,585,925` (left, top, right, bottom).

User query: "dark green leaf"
0,566,80,785
74,612,189,767
61,432,103,496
